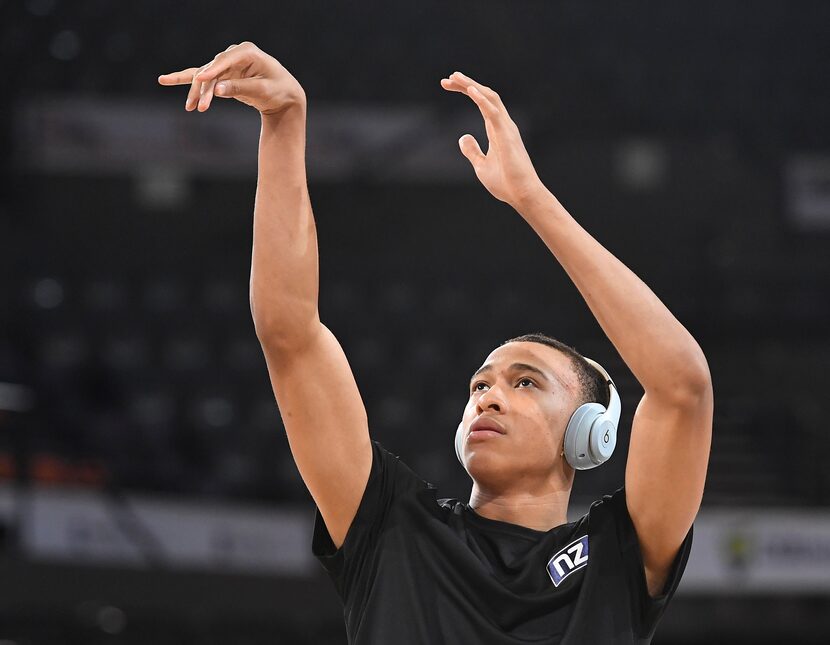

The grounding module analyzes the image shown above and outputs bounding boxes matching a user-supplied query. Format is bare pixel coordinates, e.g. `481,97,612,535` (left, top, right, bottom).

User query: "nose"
476,383,505,414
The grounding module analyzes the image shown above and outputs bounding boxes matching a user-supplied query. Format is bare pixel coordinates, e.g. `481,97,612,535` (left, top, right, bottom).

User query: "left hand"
441,72,546,209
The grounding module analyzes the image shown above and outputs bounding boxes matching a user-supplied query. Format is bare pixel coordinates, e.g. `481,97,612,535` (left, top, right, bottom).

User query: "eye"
470,378,535,394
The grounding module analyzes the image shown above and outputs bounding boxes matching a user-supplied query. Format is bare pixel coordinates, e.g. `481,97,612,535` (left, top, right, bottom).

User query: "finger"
158,67,200,86
440,77,463,92
440,77,479,98
195,42,255,82
466,84,501,124
440,75,481,94
441,75,508,133
448,71,501,105
180,43,240,109
458,134,486,169
185,64,210,111
214,77,260,99
198,77,218,111
197,43,239,84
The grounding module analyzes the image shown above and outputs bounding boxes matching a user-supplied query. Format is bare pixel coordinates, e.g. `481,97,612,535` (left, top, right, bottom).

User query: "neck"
468,480,572,532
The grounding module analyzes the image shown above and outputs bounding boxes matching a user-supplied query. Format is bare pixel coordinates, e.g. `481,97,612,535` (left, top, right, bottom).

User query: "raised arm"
159,44,372,548
442,72,713,596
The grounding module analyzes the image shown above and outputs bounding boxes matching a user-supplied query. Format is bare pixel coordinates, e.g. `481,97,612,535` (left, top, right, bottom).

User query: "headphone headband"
581,357,620,421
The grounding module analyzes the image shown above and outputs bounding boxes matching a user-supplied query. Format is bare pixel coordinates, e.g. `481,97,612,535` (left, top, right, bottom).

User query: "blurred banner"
0,483,314,576
785,155,830,232
3,482,830,592
14,96,525,182
682,508,830,593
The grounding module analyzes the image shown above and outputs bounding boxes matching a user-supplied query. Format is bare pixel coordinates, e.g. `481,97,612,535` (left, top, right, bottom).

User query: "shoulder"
312,439,439,564
588,485,694,598
372,440,433,480
584,485,644,554
369,439,439,500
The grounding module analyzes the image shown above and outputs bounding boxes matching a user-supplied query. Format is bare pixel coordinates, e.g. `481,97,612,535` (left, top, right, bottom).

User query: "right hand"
157,42,306,116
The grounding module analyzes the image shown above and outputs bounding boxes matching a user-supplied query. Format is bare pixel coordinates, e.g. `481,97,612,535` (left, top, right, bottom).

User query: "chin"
466,451,512,483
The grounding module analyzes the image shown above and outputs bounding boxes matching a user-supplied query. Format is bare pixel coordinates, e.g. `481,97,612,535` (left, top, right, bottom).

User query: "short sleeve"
605,485,694,640
311,439,426,600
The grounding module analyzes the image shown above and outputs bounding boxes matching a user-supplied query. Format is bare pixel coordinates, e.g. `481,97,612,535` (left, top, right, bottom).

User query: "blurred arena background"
1,0,829,643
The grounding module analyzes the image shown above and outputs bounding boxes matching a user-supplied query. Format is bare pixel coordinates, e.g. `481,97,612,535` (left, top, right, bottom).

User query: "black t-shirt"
312,439,693,644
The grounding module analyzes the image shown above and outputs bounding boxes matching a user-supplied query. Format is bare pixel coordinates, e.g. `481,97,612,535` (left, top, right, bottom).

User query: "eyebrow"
469,362,564,388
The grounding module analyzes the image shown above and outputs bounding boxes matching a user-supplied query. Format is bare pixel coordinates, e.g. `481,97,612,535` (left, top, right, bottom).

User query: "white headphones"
454,357,620,471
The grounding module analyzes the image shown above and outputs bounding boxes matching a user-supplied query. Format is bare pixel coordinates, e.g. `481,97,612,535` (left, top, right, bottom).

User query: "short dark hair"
500,332,610,409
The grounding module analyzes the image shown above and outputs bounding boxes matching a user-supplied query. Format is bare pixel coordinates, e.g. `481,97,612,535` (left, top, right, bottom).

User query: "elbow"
251,307,321,353
254,322,320,358
685,349,713,396
678,370,713,408
650,350,713,406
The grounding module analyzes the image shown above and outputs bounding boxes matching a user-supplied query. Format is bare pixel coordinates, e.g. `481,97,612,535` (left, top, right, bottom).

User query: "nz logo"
546,535,589,587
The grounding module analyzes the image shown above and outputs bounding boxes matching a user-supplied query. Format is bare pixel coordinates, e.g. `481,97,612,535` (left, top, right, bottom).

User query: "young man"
159,42,713,644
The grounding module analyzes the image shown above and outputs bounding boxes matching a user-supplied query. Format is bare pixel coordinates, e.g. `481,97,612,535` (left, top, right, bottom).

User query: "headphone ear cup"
455,422,465,465
564,402,606,470
590,418,617,463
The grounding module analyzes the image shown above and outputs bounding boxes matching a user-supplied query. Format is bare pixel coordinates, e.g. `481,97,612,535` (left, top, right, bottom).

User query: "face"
461,341,581,489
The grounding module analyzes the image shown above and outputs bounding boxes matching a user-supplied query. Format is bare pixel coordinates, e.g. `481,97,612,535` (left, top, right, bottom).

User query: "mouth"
468,429,503,441
470,417,506,435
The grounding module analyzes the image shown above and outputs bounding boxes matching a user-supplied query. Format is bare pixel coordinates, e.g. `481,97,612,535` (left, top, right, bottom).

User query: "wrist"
261,99,307,130
512,182,557,218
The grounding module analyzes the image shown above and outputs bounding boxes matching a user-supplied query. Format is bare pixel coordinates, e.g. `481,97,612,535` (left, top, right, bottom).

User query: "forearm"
516,188,710,399
249,105,320,347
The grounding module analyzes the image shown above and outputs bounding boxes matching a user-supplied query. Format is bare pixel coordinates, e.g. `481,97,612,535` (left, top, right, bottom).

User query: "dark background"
1,0,829,643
